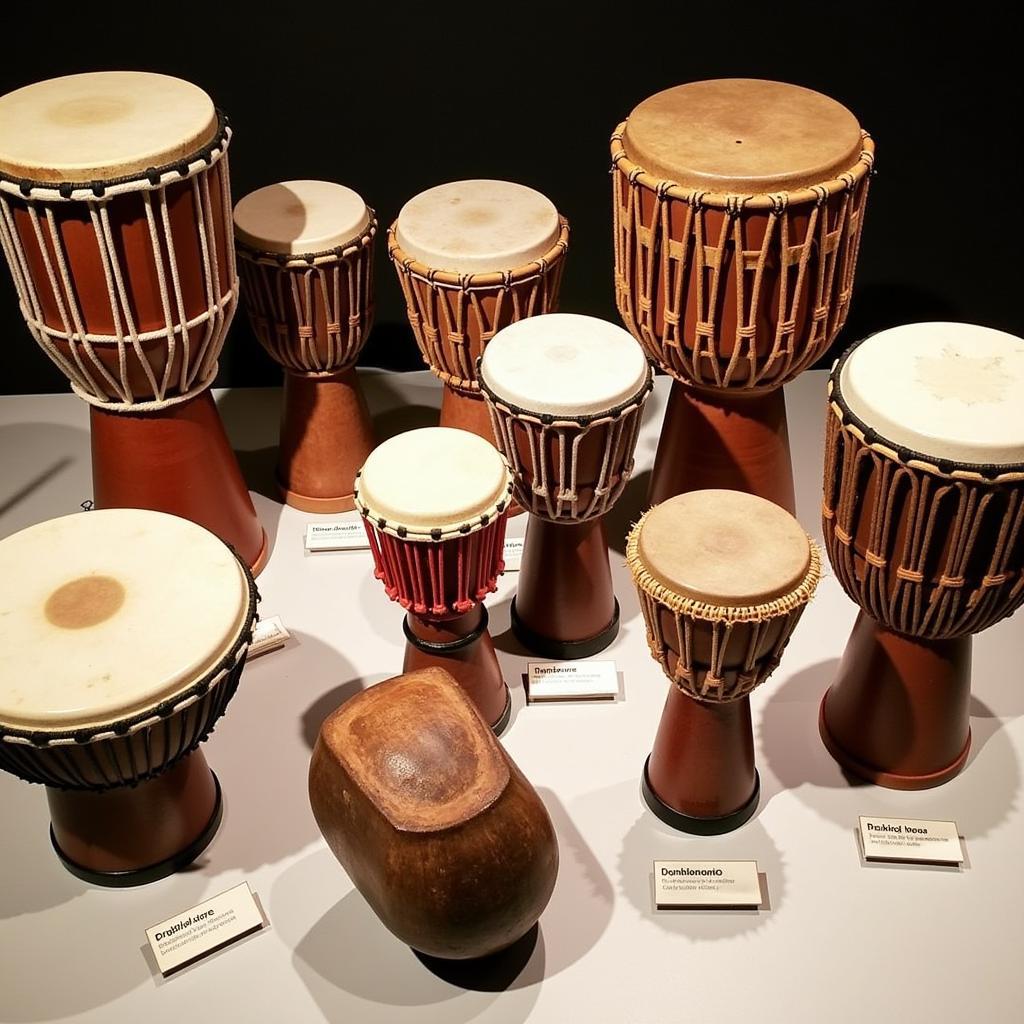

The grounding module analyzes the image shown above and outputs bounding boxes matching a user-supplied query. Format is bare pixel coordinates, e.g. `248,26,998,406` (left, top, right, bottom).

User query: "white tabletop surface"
0,368,1021,1024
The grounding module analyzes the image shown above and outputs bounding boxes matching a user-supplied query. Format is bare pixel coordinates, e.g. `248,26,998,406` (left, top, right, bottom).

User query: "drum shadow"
615,781,786,940
363,367,441,442
271,846,542,1022
249,490,285,570
0,869,209,1021
214,386,283,503
604,468,652,555
758,659,1020,839
0,781,86,918
0,421,92,535
199,630,365,872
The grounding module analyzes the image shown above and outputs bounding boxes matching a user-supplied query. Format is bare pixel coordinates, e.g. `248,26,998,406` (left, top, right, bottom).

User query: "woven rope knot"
864,551,888,569
812,306,829,322
983,573,1010,587
297,326,314,339
896,567,925,583
737,324,759,339
939,575,966,588
834,525,853,545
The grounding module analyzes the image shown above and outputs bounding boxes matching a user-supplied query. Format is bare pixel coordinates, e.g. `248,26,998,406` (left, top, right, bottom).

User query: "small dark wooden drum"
0,71,266,572
611,79,874,512
628,490,820,833
0,508,257,885
480,313,652,657
355,427,514,731
389,179,569,445
821,322,1024,789
235,180,377,512
309,667,558,960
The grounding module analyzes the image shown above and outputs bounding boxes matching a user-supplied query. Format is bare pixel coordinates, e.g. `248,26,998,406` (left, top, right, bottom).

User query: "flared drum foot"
511,597,620,660
642,757,760,836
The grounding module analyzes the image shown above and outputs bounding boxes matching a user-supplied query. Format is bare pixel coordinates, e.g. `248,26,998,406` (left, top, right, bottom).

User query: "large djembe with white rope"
612,79,874,514
0,71,265,572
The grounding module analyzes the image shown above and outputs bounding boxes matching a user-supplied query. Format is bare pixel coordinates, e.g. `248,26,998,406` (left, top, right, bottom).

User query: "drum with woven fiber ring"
611,79,874,513
355,427,514,733
0,508,258,886
820,322,1024,789
480,313,652,658
628,490,820,834
0,71,266,572
235,180,376,512
389,179,569,448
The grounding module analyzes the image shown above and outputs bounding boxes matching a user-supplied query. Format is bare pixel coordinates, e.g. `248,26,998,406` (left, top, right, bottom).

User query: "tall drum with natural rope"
820,322,1024,790
235,180,377,512
611,79,874,513
389,180,569,450
0,71,266,572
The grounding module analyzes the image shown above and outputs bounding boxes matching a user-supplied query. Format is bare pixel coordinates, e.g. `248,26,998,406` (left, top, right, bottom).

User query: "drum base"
46,751,223,887
277,368,375,514
403,606,511,734
649,380,796,514
512,516,619,657
642,758,761,836
645,685,759,832
511,598,620,660
819,612,973,790
90,391,267,575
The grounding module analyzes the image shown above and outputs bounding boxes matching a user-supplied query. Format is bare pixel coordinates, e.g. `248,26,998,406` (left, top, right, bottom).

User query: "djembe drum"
611,79,875,512
0,71,266,572
0,508,257,885
821,323,1024,789
355,427,514,732
628,490,820,833
234,180,376,512
309,667,558,959
480,313,652,657
389,179,569,445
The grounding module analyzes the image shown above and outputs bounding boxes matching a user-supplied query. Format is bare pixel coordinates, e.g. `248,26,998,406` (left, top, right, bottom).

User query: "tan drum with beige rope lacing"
611,79,875,512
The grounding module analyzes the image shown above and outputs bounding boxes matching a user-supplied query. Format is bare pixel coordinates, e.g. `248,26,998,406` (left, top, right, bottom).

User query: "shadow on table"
301,673,389,750
364,369,440,443
216,386,281,504
615,776,786,939
605,468,651,556
201,630,364,872
758,658,1020,839
273,847,542,1023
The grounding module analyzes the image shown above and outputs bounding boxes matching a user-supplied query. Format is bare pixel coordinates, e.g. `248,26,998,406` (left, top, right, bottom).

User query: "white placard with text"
859,816,963,865
502,536,524,571
526,661,619,702
654,861,762,910
249,616,290,659
145,882,265,976
304,519,369,552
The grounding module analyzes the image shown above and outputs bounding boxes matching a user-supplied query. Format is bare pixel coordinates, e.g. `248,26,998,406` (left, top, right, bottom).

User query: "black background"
0,9,1020,395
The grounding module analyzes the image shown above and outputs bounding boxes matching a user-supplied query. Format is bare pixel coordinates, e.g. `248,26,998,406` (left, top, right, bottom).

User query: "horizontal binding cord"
4,111,231,199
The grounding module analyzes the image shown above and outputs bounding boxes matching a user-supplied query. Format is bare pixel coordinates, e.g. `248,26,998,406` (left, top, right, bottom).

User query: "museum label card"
304,519,369,551
654,861,762,910
502,536,524,571
145,883,265,976
526,661,619,702
858,816,963,865
248,615,290,659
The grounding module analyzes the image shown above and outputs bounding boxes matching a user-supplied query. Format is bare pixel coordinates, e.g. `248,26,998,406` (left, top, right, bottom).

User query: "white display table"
0,369,1020,1023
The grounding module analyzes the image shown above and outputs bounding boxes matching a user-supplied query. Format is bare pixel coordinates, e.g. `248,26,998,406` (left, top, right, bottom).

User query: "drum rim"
354,469,514,542
0,110,230,202
610,122,874,210
829,334,1024,482
479,359,654,426
387,216,569,290
0,545,258,748
235,209,378,268
626,508,822,623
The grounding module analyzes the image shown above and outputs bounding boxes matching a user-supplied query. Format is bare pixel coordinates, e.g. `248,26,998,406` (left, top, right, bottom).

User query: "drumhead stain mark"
916,348,1007,405
45,575,125,629
49,95,132,128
